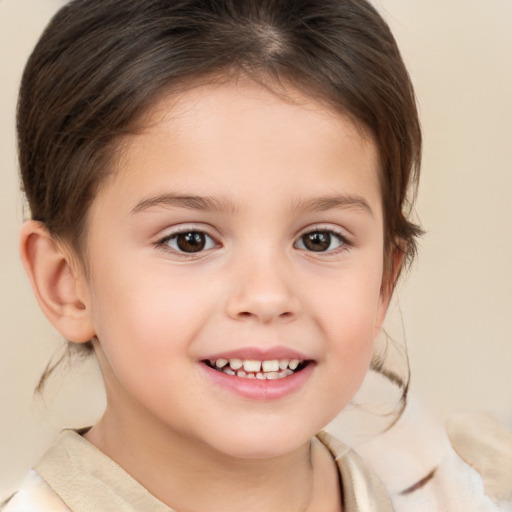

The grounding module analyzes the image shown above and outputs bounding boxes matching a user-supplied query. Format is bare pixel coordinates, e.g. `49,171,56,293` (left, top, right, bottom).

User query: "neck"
85,406,341,512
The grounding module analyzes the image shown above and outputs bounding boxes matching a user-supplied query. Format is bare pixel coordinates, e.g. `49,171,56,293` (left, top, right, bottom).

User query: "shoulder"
316,431,395,511
1,470,70,512
447,412,512,509
7,429,173,512
326,396,512,511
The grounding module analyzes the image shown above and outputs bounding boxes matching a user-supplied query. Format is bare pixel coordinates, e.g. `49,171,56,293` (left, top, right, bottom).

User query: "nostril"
280,312,293,319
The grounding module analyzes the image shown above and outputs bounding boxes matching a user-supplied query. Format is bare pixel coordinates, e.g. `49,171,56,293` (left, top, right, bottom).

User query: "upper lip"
203,346,311,362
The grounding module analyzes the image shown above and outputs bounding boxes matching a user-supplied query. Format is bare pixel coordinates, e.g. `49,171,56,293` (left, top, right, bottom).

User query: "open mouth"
203,358,310,380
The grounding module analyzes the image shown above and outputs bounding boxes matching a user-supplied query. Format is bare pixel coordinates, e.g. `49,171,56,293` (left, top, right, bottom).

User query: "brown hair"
18,0,422,396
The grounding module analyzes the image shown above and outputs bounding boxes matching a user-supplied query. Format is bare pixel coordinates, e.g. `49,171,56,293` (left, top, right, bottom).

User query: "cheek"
313,263,384,371
87,263,199,371
89,280,197,415
316,262,384,328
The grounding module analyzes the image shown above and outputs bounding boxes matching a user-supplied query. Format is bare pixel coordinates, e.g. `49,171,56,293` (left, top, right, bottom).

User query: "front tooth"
262,360,279,372
279,359,290,370
256,372,265,380
266,372,281,380
289,359,300,370
229,358,243,370
243,360,261,372
215,358,228,368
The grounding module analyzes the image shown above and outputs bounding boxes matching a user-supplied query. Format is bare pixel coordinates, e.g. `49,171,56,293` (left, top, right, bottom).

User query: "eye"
295,230,348,253
163,230,217,253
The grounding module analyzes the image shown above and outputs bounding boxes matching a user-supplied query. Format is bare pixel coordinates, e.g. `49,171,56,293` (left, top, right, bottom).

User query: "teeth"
279,359,290,370
243,360,261,372
262,360,279,372
229,358,243,370
219,366,296,380
209,357,305,378
289,359,300,370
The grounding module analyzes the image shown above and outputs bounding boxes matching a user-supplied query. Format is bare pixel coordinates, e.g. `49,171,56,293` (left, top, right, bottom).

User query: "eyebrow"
130,192,373,216
292,194,373,216
130,194,240,215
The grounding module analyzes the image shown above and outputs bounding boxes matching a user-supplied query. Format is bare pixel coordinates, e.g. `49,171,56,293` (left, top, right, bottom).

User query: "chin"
202,420,319,461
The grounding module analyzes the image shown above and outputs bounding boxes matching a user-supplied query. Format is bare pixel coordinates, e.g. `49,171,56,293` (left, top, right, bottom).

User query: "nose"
225,257,301,324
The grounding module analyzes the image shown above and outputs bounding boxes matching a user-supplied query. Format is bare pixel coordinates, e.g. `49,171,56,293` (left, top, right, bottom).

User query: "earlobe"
19,220,95,343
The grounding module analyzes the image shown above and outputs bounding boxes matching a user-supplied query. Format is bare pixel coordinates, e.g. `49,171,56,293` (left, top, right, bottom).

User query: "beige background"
1,0,511,497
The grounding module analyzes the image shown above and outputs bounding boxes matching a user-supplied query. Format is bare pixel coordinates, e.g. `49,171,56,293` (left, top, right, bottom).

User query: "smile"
204,358,309,380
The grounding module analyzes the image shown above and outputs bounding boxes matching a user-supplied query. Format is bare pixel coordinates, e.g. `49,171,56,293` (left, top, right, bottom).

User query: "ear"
374,244,405,334
19,220,95,343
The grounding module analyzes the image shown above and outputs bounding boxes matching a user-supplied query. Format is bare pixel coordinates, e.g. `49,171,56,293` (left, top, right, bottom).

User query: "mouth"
203,358,311,380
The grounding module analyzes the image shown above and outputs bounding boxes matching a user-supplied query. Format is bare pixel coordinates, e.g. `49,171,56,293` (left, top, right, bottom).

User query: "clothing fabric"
447,412,512,506
2,429,392,512
326,398,512,512
2,411,511,512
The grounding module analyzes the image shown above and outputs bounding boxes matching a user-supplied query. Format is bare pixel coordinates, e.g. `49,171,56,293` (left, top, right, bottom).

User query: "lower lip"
200,363,314,401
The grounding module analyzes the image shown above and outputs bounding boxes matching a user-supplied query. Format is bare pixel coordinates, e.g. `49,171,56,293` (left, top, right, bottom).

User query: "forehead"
97,77,381,214
140,76,375,149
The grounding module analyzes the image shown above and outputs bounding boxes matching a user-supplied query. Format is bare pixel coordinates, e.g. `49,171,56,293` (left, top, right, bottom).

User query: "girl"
2,0,511,510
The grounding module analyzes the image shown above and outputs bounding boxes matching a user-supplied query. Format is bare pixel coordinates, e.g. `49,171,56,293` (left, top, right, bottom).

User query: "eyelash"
294,227,352,255
154,226,352,258
154,227,219,259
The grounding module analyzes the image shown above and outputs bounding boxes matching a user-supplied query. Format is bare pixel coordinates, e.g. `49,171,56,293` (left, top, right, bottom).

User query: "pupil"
303,232,330,252
177,232,206,252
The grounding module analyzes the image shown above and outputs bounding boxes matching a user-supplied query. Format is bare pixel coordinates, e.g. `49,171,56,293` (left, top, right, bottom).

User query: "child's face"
79,78,389,459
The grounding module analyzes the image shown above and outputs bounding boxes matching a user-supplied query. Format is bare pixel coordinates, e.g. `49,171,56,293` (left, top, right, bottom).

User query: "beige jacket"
1,429,393,512
2,414,511,512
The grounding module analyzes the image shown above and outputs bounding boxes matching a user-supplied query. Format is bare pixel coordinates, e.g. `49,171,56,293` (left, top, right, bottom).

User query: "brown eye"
166,231,216,253
296,230,345,252
176,232,206,252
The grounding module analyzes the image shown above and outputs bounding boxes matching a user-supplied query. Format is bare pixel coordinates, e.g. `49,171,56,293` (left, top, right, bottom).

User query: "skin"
21,78,397,511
